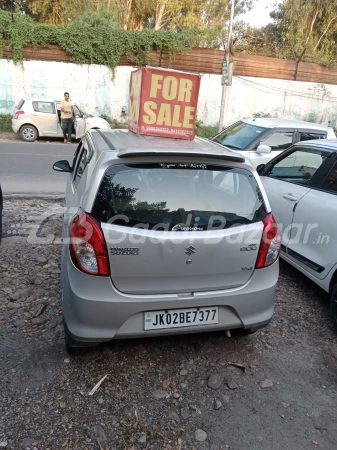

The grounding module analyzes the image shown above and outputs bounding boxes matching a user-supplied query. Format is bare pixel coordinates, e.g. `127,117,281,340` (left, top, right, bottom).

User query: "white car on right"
257,139,337,330
212,118,336,166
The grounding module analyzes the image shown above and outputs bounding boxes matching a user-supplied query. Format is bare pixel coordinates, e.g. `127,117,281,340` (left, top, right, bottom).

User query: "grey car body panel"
103,223,263,294
62,251,278,341
60,129,277,344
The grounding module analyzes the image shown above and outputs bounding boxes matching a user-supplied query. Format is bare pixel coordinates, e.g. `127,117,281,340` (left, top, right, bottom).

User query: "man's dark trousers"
62,118,73,142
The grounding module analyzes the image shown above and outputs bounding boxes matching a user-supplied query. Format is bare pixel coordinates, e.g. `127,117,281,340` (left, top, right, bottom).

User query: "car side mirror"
256,144,271,154
256,164,266,175
53,160,72,173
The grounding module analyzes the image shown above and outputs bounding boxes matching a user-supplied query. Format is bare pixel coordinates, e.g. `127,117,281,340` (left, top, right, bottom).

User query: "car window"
73,105,81,116
261,131,294,150
322,166,337,194
73,140,90,189
72,142,83,171
213,121,266,150
92,163,267,230
15,99,25,110
299,132,326,141
32,101,55,114
267,150,327,186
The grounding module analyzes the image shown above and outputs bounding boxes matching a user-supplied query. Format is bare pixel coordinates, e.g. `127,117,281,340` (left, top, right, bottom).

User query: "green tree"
240,0,337,67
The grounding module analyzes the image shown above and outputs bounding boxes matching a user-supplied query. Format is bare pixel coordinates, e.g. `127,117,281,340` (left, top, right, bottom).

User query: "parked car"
53,129,281,351
12,98,111,142
257,139,337,330
0,184,2,243
211,118,336,166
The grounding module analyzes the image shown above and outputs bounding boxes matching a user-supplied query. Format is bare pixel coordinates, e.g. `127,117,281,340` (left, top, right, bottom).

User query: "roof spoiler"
117,149,245,163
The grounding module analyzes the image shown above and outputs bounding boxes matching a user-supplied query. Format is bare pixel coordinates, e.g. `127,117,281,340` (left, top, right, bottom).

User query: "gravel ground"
1,199,337,450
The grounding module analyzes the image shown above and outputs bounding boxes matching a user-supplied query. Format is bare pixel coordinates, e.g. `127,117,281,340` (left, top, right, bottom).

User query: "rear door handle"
283,193,298,202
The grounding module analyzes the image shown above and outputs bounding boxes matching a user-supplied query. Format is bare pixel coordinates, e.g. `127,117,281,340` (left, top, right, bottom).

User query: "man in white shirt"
60,92,73,144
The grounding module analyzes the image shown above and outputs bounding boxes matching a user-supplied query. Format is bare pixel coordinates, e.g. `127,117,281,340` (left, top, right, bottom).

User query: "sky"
240,0,274,28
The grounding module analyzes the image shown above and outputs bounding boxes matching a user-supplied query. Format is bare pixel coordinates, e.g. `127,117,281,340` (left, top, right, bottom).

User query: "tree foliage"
0,9,206,73
239,0,337,66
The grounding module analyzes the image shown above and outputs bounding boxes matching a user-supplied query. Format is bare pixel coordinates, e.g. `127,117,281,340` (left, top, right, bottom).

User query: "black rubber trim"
118,150,245,162
287,248,325,273
280,244,286,253
95,129,116,150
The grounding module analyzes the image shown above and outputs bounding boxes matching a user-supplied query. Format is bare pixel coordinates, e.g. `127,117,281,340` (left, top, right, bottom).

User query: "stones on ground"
90,425,107,442
260,379,273,389
152,389,168,400
227,381,238,390
208,374,225,389
180,407,191,419
180,368,188,376
214,399,223,410
168,411,180,423
195,429,207,442
29,317,46,327
0,442,8,448
220,394,230,404
15,287,33,297
13,319,25,328
162,379,171,389
173,392,181,399
35,256,48,264
138,433,147,447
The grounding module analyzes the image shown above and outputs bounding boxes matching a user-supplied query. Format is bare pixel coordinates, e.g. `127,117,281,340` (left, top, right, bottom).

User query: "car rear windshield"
15,99,25,110
213,121,266,150
92,163,266,231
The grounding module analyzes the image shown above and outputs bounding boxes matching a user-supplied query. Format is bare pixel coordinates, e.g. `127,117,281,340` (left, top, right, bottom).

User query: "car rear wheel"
20,125,38,142
330,283,337,332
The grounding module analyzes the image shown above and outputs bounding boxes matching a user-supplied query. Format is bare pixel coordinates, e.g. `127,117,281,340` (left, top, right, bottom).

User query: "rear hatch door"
93,161,267,295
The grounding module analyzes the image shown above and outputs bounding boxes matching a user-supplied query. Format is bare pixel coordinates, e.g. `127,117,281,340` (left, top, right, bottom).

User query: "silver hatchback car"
53,130,281,350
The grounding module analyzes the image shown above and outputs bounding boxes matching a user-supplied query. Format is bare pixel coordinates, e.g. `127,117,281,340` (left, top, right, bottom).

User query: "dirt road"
1,200,337,450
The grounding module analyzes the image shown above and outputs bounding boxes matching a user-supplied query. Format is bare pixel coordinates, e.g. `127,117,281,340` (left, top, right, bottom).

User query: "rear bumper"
62,256,278,343
11,119,20,133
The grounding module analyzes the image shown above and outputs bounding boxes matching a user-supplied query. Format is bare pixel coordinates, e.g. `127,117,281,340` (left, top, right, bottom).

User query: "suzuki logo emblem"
185,246,196,256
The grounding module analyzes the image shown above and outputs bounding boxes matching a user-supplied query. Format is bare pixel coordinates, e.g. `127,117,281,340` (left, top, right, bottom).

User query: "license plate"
144,307,219,330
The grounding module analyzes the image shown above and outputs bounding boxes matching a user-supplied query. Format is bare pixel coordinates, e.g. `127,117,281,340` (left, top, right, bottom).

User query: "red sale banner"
128,67,201,140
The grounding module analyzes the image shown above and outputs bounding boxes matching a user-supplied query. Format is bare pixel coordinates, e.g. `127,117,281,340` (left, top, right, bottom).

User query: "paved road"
0,140,75,195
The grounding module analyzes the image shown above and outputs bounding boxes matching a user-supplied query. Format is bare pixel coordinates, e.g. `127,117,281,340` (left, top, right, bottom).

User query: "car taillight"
14,110,25,120
256,213,281,269
69,209,109,276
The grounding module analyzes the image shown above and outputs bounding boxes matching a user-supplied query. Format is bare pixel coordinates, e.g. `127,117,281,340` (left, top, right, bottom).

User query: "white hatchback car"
12,98,111,142
257,139,337,330
212,118,336,166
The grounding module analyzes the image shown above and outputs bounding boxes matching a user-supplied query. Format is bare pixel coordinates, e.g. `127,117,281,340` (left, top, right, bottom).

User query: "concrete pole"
218,0,235,132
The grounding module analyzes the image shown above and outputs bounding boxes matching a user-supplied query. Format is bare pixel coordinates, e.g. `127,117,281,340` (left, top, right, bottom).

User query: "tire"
330,283,337,332
20,125,38,142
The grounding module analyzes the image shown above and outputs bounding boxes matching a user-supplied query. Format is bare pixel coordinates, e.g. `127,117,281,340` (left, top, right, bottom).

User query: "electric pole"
218,0,235,132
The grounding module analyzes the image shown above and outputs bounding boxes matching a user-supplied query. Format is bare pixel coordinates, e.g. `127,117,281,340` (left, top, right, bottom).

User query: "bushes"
0,114,12,132
195,120,218,138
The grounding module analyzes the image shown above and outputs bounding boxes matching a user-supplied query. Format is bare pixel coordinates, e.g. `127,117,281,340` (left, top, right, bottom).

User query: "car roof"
242,117,331,131
294,139,337,152
90,129,250,163
23,98,69,103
